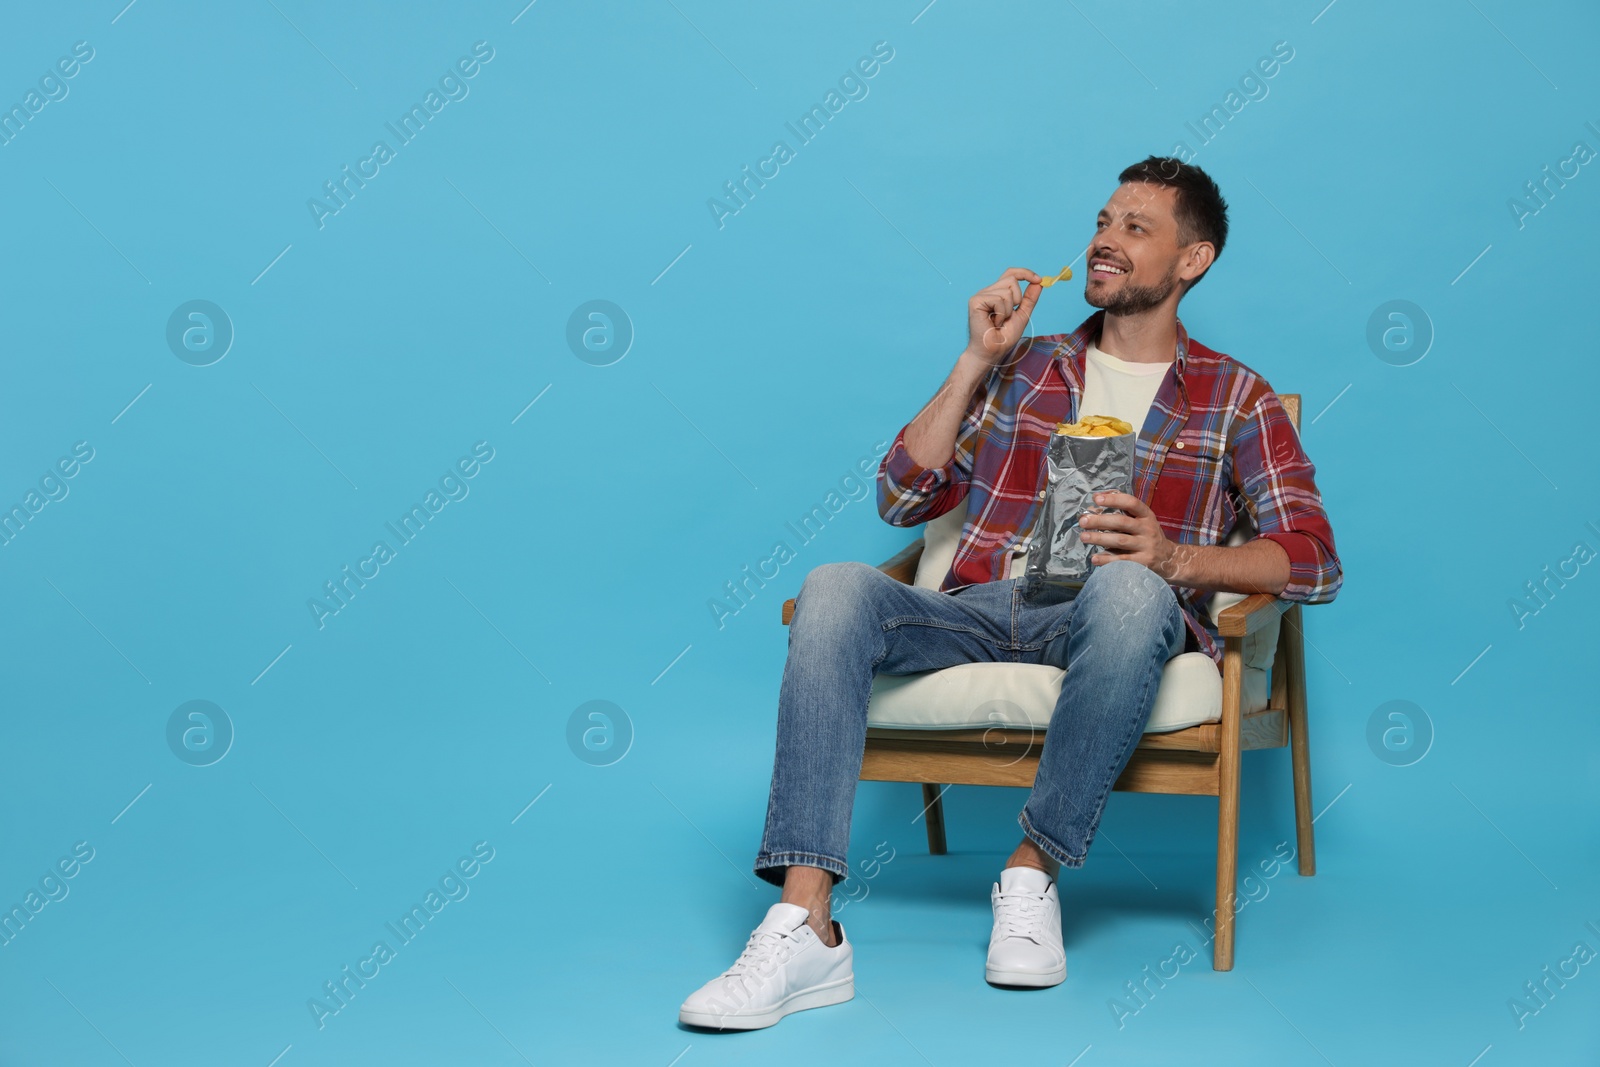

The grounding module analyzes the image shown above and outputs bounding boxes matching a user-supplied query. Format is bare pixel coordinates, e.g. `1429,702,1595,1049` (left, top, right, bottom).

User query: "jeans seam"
881,615,989,637
754,850,849,886
876,617,995,669
1017,809,1084,868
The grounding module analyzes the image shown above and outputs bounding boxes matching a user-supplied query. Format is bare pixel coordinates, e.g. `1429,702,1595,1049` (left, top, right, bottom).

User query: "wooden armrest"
1215,593,1289,637
876,540,925,585
781,538,925,625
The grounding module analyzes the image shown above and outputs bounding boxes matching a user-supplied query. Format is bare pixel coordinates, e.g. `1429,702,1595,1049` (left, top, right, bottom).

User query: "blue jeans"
754,558,1186,888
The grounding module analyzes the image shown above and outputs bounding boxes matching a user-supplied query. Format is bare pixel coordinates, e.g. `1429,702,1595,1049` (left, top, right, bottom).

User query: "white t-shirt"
1010,338,1173,577
1081,337,1173,425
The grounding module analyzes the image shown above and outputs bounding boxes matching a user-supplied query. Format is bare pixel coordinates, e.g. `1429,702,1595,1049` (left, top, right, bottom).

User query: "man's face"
1083,182,1195,315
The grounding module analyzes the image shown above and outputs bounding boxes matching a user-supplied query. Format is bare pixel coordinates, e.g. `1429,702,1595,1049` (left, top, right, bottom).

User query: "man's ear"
1180,242,1215,286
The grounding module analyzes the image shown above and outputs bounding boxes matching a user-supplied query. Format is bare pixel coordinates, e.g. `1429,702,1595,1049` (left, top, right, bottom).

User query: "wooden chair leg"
1213,639,1244,971
919,783,948,855
1283,605,1316,876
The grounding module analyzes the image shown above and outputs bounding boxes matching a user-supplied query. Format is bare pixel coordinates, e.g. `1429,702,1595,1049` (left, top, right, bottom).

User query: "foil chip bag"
1022,416,1137,602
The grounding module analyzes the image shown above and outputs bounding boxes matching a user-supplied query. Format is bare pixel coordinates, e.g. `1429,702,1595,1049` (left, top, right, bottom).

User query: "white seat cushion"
866,504,1279,734
866,656,1270,734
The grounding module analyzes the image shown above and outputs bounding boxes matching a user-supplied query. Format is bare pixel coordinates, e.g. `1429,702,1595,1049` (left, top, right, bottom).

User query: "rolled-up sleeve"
1233,390,1343,603
876,369,992,528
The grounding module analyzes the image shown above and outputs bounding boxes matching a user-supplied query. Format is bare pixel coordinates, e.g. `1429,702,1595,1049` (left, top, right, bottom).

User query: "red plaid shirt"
876,308,1342,663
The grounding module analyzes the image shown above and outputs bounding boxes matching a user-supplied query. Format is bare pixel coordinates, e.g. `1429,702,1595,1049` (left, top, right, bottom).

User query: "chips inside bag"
1022,416,1137,602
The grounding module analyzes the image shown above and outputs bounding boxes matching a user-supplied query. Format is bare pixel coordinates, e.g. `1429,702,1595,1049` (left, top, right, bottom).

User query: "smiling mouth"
1090,261,1129,280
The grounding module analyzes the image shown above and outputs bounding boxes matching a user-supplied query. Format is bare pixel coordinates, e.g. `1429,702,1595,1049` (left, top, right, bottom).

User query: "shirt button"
1175,441,1185,449
1037,490,1046,500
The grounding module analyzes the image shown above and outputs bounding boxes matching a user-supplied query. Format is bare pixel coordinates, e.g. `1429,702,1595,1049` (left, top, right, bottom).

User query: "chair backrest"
909,393,1303,673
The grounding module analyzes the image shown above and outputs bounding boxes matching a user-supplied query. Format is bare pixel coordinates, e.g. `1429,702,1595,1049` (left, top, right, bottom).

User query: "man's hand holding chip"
965,267,1045,368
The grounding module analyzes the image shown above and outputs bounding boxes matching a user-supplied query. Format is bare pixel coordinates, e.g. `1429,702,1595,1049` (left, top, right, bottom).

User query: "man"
679,156,1341,1030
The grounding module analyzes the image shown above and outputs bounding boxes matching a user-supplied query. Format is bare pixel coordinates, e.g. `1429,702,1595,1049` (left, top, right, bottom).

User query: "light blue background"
1,1,1596,1064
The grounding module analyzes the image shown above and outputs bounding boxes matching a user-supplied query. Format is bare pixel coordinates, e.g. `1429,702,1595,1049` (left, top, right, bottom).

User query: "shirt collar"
1055,308,1190,377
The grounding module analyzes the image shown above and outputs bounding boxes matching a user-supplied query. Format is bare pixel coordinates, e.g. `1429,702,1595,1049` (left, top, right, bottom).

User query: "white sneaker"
986,865,1066,987
679,902,854,1030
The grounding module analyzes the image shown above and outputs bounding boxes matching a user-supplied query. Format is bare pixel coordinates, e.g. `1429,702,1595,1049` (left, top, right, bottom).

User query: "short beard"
1087,260,1180,315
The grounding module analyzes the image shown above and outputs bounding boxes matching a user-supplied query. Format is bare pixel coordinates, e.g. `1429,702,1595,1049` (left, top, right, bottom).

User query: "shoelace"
693,927,799,1022
993,890,1051,944
718,926,798,996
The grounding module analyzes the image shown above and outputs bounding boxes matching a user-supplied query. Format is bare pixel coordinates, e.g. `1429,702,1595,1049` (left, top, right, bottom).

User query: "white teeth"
1093,263,1126,275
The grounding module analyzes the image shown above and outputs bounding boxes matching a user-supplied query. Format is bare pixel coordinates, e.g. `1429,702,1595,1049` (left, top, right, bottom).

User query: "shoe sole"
985,963,1066,988
679,975,854,1030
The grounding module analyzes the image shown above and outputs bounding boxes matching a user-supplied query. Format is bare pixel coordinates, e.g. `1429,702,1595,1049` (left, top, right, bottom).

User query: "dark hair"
1117,156,1229,292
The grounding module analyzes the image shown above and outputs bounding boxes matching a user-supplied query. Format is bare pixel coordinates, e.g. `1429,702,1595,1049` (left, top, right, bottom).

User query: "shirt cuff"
1258,530,1324,596
882,429,953,496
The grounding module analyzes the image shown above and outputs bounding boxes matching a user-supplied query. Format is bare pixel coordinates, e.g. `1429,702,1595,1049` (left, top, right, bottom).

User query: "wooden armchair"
779,395,1317,971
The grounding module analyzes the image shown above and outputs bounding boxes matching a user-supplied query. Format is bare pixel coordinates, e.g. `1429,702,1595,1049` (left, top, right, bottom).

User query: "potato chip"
1054,414,1133,437
1037,265,1074,288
